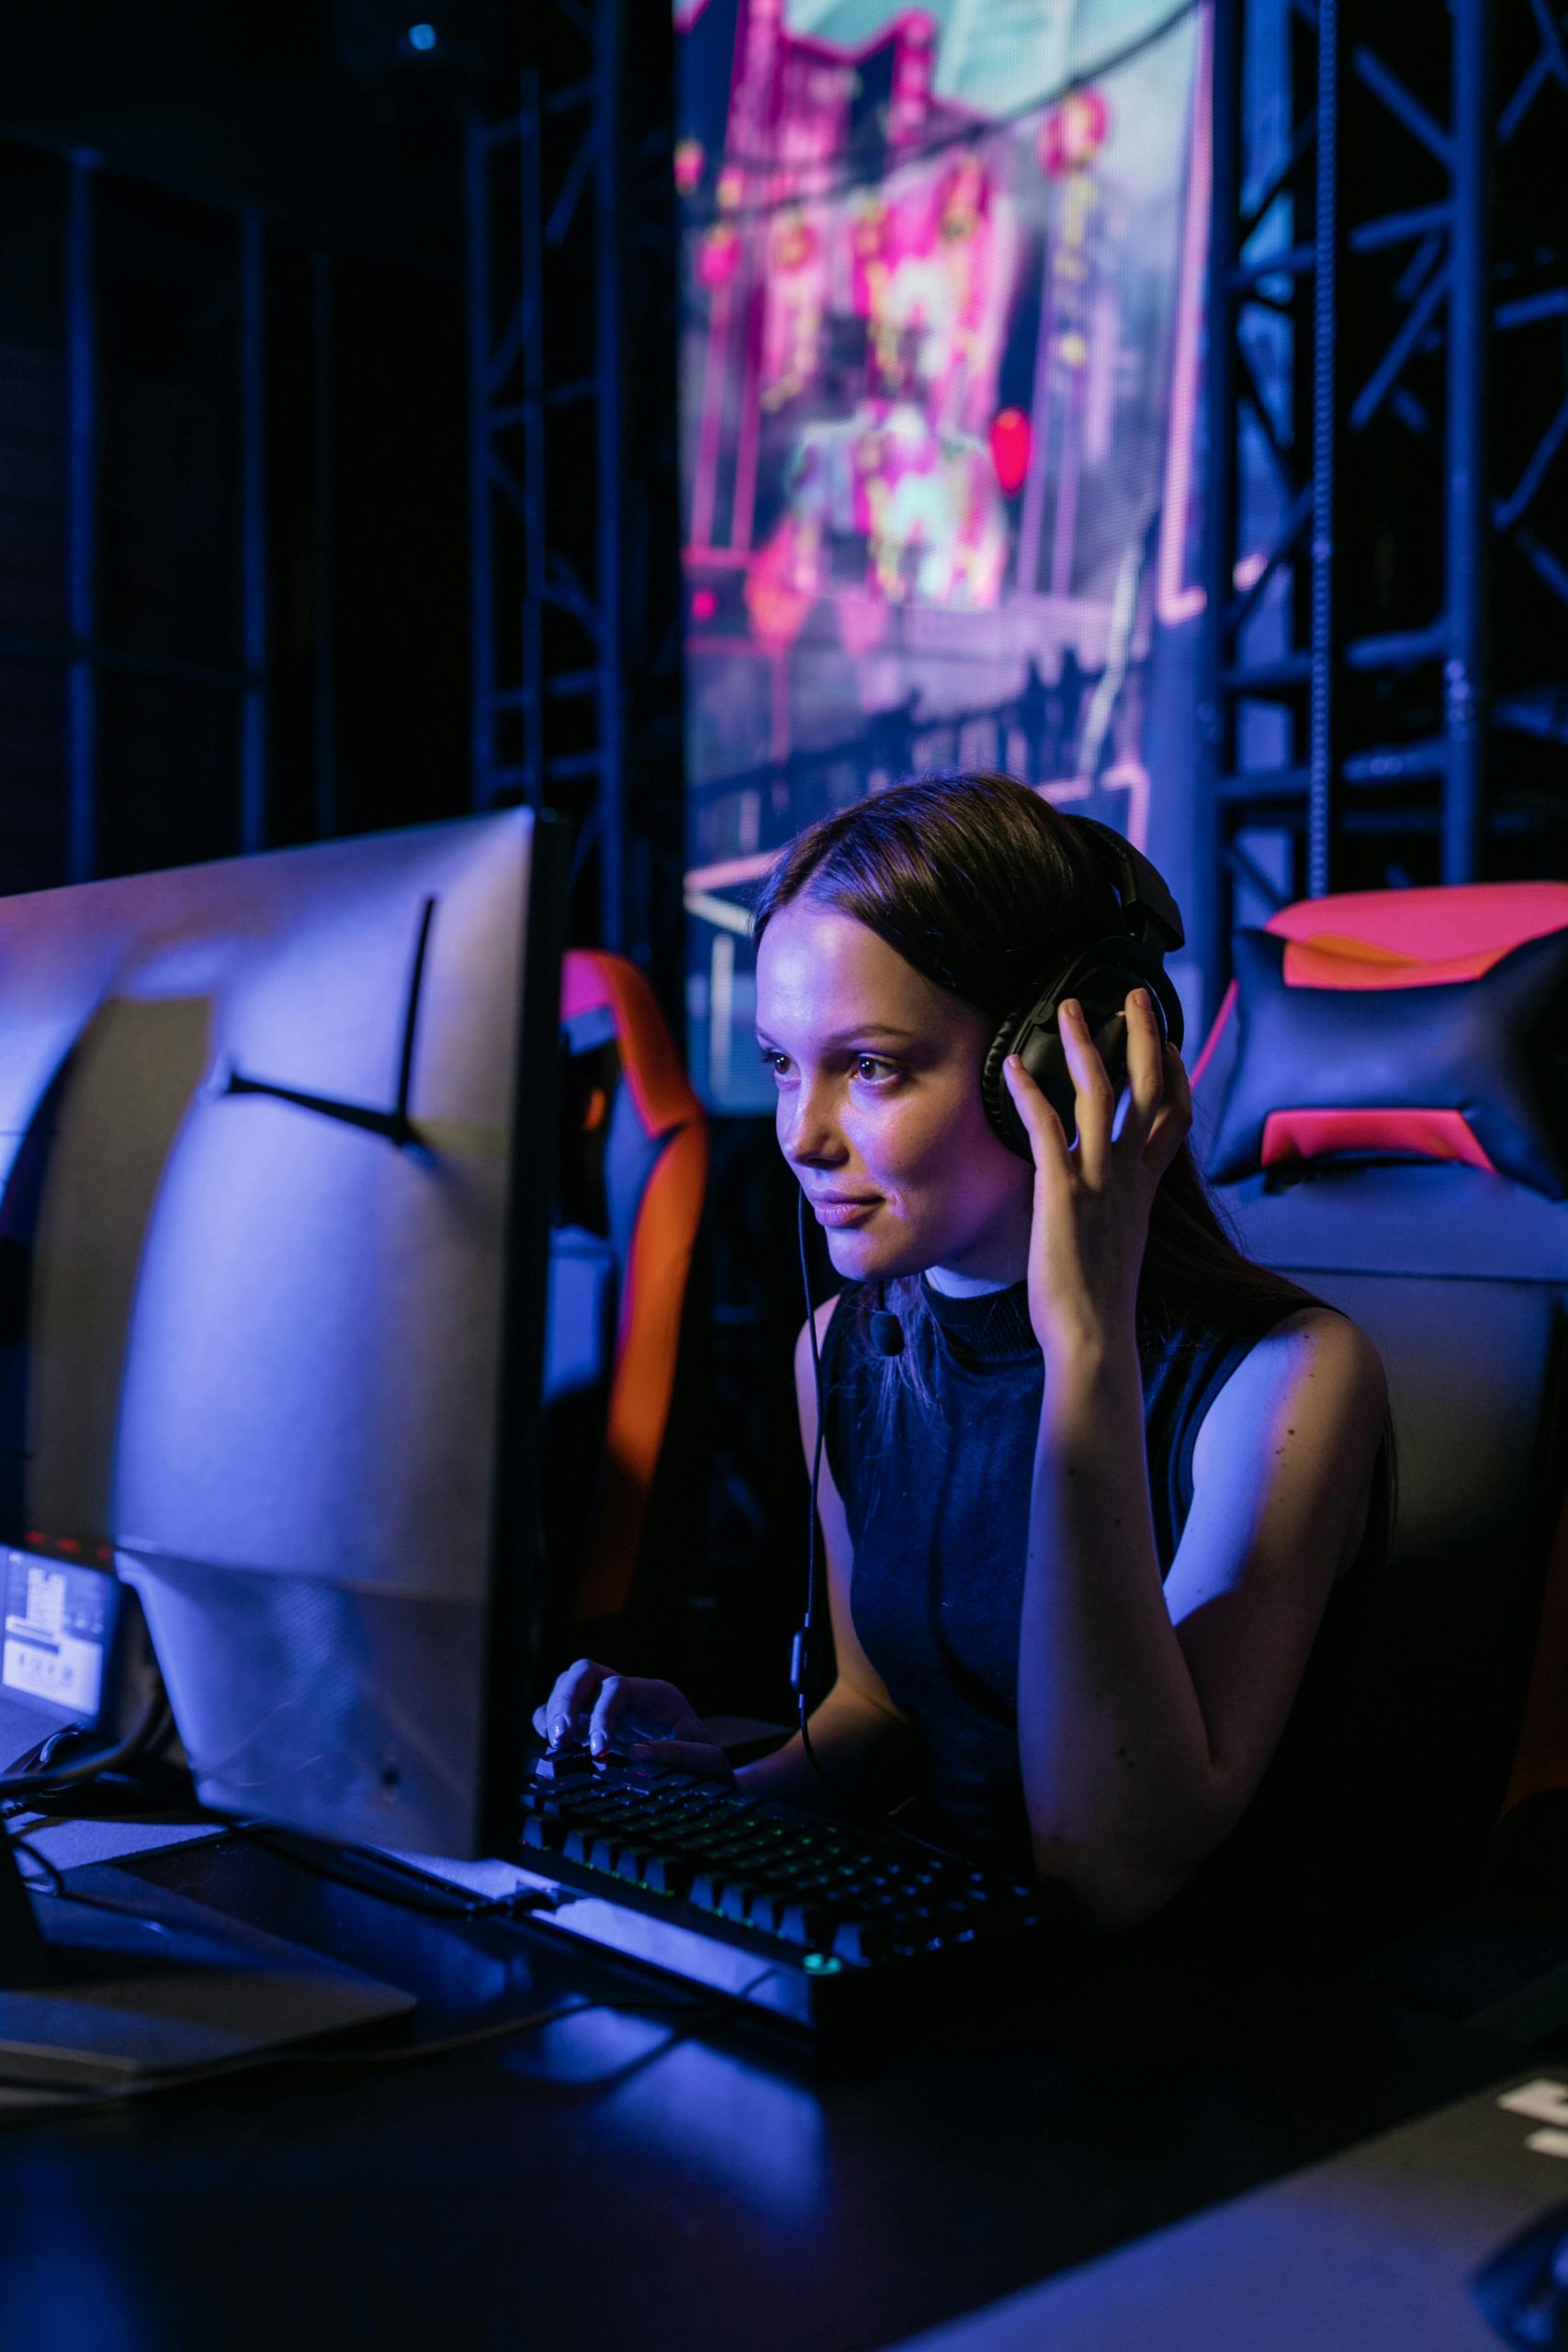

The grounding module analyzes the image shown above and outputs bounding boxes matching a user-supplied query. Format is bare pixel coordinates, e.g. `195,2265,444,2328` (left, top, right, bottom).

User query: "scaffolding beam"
468,3,654,960
1201,0,1568,998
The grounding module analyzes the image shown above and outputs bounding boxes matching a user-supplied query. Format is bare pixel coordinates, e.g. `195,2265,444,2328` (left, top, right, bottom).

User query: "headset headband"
1066,813,1185,956
977,811,1187,1158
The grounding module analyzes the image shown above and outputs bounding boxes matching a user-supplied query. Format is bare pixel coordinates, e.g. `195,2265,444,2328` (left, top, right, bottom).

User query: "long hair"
751,771,1317,1403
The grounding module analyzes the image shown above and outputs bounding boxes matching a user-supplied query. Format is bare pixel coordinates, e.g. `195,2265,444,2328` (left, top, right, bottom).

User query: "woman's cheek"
845,1102,916,1195
869,1098,956,1189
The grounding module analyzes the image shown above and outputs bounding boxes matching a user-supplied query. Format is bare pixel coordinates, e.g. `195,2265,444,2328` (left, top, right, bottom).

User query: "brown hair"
751,770,1316,1392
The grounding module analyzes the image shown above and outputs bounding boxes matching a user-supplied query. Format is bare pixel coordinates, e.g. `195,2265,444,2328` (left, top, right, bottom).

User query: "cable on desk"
220,1819,559,1923
0,1972,778,2118
0,2001,600,2119
307,1966,781,2070
0,1686,171,1804
310,1996,671,2068
6,1829,175,1944
6,1801,552,1932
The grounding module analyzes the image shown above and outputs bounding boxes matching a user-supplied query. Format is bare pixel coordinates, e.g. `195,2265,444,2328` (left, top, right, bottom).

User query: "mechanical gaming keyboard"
515,1751,1057,2036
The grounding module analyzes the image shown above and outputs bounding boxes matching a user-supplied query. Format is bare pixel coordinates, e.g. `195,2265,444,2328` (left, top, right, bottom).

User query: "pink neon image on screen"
677,0,1207,1109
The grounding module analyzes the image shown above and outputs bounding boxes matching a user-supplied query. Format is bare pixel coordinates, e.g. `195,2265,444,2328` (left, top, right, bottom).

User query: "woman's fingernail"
630,1743,653,1761
590,1731,606,1756
548,1719,566,1747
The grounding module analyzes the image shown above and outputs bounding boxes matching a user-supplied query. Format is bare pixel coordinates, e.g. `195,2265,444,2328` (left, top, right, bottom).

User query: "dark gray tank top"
820,1276,1381,1948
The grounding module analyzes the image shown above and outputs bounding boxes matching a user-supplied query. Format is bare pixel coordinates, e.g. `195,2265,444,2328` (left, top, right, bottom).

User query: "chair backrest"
1192,884,1568,1927
545,951,707,1623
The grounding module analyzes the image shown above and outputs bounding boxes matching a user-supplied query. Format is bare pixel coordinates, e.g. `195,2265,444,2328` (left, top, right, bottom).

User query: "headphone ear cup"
981,952,1177,1161
1016,1023,1079,1139
980,1006,1037,1159
981,999,1085,1159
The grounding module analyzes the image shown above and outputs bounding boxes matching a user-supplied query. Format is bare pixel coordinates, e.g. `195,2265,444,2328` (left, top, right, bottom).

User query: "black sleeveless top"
820,1277,1382,1950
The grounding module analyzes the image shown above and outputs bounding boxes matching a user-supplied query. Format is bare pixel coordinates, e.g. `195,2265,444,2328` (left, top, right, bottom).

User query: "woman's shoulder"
795,1283,863,1384
1206,1297,1383,1386
1145,1283,1365,1363
1190,1302,1386,1479
1236,1303,1384,1406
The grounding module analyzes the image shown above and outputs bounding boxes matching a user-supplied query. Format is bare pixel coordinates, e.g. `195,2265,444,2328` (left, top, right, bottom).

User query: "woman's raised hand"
1002,988,1191,1362
530,1659,735,1781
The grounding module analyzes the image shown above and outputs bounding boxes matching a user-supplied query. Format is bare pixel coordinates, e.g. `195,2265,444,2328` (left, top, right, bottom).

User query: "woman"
534,773,1387,1937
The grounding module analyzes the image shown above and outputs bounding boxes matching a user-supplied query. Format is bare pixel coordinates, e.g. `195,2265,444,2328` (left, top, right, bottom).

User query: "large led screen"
679,0,1208,1108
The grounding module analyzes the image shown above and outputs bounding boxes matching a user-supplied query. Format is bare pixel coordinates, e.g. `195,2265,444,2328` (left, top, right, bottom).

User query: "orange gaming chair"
544,952,707,1623
1191,880,1568,1940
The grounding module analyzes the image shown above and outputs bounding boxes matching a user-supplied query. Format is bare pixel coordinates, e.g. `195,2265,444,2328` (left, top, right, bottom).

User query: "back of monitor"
0,811,564,1854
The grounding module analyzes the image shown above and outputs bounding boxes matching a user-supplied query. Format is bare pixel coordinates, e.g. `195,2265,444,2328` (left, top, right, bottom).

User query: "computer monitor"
0,809,569,2082
3,1544,121,1728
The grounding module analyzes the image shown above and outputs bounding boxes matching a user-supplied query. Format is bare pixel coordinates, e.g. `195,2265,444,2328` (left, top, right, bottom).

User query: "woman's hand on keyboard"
532,1660,736,1782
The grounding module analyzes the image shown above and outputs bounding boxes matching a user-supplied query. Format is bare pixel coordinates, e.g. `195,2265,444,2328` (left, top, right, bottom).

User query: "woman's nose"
781,1078,843,1166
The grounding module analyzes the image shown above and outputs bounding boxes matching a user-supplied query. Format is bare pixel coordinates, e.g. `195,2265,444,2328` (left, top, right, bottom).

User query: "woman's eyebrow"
823,1024,919,1046
755,1023,920,1048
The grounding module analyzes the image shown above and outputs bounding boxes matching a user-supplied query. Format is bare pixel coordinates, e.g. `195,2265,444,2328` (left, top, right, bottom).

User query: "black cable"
8,1813,547,1942
7,1829,66,1898
307,1975,772,2070
4,1797,538,1933
223,1820,557,1924
793,1192,853,1805
0,1999,607,2116
0,1972,783,2114
7,1829,175,1943
790,1207,1000,1869
0,1685,170,1804
6,1724,84,1778
306,1997,628,2069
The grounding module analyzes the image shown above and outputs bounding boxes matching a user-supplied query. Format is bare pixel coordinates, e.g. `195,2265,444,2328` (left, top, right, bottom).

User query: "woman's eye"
759,1048,793,1082
852,1056,898,1083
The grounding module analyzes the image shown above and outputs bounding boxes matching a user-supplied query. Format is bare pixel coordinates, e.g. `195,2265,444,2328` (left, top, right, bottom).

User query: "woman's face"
755,899,1033,1285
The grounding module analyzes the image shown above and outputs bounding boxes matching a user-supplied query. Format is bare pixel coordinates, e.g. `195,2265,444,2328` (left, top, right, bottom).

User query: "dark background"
0,0,807,1722
0,0,504,892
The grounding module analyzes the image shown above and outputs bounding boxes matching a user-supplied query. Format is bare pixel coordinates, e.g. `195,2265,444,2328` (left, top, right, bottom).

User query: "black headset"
977,813,1186,1159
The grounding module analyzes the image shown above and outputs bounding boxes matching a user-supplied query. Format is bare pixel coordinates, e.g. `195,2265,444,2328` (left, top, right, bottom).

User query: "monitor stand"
0,1831,414,2098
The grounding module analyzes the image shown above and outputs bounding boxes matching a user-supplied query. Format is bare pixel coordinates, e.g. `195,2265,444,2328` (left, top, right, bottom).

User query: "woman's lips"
812,1196,880,1227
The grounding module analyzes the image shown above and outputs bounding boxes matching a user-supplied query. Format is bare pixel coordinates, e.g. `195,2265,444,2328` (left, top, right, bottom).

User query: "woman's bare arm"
1004,993,1386,1927
1018,1302,1383,1926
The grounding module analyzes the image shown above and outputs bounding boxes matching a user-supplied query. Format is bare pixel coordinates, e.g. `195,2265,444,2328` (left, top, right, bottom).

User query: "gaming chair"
545,952,707,1624
1192,881,1568,1944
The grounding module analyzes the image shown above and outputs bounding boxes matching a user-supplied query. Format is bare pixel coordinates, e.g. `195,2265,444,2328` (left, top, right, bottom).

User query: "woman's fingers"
538,1657,608,1747
1003,1052,1071,1180
1118,988,1166,1152
1055,999,1116,1183
1007,999,1180,1193
536,1669,713,1756
628,1738,736,1784
1143,1046,1192,1179
587,1672,630,1757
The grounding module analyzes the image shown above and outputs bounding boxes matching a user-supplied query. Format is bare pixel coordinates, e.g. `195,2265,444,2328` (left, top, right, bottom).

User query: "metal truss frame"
0,151,271,884
1199,0,1568,1001
468,0,647,956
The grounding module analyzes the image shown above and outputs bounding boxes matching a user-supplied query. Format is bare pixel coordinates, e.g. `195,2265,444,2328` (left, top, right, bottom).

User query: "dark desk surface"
0,1826,1531,2352
901,2061,1568,2350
